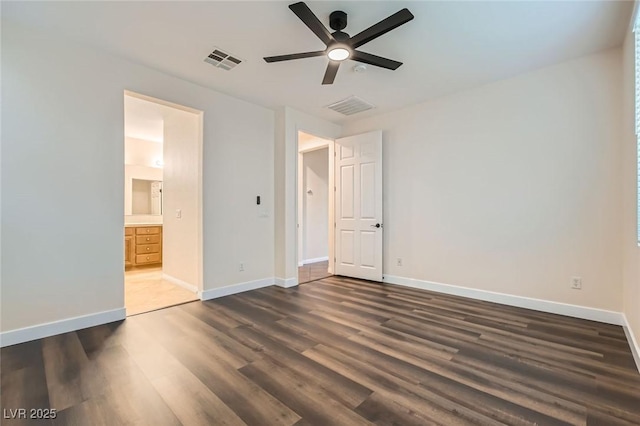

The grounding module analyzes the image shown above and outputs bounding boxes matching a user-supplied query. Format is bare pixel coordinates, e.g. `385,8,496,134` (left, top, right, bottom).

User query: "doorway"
297,131,334,284
123,91,203,315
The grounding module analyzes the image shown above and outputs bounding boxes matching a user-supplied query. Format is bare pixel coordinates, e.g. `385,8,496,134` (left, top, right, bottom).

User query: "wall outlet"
397,258,403,267
571,276,582,290
175,209,182,219
239,263,245,272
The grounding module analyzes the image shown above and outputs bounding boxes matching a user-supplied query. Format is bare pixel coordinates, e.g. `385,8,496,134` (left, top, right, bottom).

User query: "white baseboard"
275,277,298,288
162,273,198,293
382,275,624,325
200,277,274,301
622,314,640,373
302,256,329,265
0,308,126,348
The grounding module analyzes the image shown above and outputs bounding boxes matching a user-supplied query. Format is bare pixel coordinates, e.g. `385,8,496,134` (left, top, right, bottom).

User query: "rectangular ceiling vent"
326,96,375,116
204,47,242,71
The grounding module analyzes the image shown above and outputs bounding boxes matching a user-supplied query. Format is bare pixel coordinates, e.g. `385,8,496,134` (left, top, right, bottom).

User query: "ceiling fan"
264,2,414,85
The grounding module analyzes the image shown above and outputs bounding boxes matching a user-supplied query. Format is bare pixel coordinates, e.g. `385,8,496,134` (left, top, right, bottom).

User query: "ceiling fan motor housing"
330,11,347,31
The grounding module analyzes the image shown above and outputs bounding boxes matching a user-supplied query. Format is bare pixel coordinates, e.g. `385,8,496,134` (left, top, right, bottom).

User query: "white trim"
199,277,274,301
382,275,624,325
0,308,126,348
162,273,198,293
623,314,640,373
298,262,304,267
302,256,329,265
275,277,298,288
631,0,639,33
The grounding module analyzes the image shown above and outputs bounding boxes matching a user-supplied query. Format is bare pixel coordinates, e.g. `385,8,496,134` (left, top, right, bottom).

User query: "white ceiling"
3,1,633,124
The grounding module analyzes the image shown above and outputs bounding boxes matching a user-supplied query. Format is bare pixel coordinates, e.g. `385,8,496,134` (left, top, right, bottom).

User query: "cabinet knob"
146,237,150,241
146,256,150,260
146,229,150,233
147,247,150,251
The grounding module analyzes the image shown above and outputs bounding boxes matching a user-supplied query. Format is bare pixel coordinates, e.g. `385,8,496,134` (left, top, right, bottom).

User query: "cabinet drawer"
136,243,160,254
136,253,161,265
136,235,161,244
136,226,161,235
125,227,134,236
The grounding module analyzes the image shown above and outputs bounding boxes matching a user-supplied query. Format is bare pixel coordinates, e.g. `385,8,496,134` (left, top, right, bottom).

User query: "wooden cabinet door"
124,235,135,267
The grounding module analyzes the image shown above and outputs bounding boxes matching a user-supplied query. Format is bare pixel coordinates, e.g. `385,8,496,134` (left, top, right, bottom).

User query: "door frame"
124,90,204,298
296,130,335,276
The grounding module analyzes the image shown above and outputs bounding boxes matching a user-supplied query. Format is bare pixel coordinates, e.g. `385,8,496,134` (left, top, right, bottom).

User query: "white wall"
1,21,274,334
162,107,201,288
124,137,163,168
622,26,640,348
274,107,341,283
343,48,624,312
302,148,329,262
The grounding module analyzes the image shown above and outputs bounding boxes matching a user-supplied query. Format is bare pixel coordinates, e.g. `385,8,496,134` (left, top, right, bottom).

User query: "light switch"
176,209,182,219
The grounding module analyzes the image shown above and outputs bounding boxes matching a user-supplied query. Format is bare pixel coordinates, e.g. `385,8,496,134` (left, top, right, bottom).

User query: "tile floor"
125,267,198,316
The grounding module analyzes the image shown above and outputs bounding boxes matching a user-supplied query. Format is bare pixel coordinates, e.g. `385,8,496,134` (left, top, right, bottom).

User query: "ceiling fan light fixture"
263,2,414,84
327,47,350,61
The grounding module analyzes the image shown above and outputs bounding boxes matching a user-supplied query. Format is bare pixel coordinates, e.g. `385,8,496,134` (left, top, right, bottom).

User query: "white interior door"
335,130,383,281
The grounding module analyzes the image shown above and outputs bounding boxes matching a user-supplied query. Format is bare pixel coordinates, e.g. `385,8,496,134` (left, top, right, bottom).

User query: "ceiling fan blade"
349,8,414,49
351,51,402,70
264,50,326,63
289,2,335,46
322,61,340,85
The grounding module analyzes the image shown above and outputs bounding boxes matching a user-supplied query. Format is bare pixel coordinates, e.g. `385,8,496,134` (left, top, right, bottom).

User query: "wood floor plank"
2,274,640,425
1,340,45,375
1,366,51,426
355,392,440,426
179,299,248,331
226,324,374,409
135,314,300,426
239,359,372,425
151,371,247,426
115,318,246,425
211,297,286,324
304,343,505,426
53,378,181,426
162,309,258,369
297,261,331,284
41,333,107,411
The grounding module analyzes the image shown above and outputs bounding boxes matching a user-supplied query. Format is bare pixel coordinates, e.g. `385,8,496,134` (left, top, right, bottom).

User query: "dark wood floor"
2,276,640,425
297,260,331,284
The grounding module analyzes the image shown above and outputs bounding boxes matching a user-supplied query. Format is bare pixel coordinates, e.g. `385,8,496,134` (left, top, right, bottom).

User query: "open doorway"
297,131,334,284
123,92,203,315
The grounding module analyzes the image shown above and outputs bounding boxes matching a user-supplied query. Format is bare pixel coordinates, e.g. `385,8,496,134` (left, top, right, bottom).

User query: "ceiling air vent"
204,48,242,71
326,96,375,116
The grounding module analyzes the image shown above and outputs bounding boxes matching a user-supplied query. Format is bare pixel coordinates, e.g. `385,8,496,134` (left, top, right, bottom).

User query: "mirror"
132,179,163,215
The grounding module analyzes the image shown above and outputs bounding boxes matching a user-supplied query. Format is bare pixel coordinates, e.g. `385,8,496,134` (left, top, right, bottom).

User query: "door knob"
371,223,382,228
